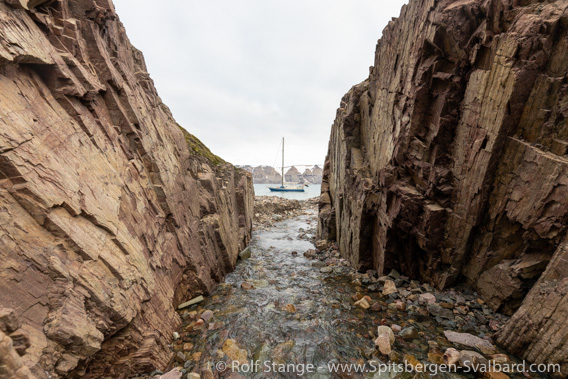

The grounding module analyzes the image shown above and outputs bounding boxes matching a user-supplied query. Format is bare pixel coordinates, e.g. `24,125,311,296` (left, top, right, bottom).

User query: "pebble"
382,280,397,295
443,348,460,365
320,267,333,273
370,302,382,312
354,297,371,309
158,368,183,379
238,247,252,260
200,310,214,323
187,373,200,379
400,326,419,340
183,342,194,351
404,354,424,371
241,282,254,290
375,334,391,355
377,325,395,344
428,351,444,364
459,350,488,369
283,304,296,313
222,339,248,365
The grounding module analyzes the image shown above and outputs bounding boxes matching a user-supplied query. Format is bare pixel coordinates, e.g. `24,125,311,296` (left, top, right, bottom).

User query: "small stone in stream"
320,267,333,273
395,300,406,311
388,269,401,279
423,283,433,292
368,284,381,292
427,340,438,349
400,327,419,340
428,304,454,319
352,293,363,301
444,331,496,354
370,302,382,312
377,276,389,283
391,324,402,333
283,304,296,313
456,295,466,305
374,334,391,355
241,282,254,290
377,326,395,344
175,351,186,363
158,368,183,379
311,261,325,268
404,354,424,371
440,302,454,309
200,310,214,322
382,280,397,295
239,247,252,260
315,239,328,250
222,339,248,365
489,354,510,364
459,350,488,369
419,293,437,304
178,296,205,310
443,348,460,366
303,249,316,258
173,332,180,340
187,373,201,379
428,352,444,364
183,360,194,370
399,289,411,298
355,297,371,309
183,342,194,351
389,351,402,363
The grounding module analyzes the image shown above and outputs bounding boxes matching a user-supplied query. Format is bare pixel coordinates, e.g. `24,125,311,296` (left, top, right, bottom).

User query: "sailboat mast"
281,137,284,187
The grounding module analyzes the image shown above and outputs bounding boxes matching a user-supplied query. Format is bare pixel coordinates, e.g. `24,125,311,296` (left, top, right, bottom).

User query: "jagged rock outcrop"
284,166,301,183
0,0,253,378
318,0,568,374
303,167,323,184
251,165,282,184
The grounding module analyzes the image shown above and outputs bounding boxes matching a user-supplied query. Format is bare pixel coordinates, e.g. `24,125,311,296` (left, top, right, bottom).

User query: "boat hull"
268,187,305,192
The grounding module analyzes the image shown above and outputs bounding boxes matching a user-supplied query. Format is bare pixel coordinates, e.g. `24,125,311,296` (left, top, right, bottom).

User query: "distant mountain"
237,165,323,184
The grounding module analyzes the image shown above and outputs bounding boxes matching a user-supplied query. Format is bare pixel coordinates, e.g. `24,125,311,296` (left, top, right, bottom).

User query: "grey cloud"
113,0,408,166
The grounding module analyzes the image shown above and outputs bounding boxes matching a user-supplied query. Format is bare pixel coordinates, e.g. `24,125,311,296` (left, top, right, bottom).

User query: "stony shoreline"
149,196,548,379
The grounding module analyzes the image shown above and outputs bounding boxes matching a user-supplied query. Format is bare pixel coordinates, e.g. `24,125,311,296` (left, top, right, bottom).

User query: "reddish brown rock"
317,0,568,374
0,0,253,377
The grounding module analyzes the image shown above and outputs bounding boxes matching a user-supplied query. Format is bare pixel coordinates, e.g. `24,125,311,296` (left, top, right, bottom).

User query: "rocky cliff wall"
318,0,568,373
0,0,253,377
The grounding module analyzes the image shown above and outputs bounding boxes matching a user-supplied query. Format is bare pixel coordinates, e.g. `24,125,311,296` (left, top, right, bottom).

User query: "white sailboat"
268,138,305,192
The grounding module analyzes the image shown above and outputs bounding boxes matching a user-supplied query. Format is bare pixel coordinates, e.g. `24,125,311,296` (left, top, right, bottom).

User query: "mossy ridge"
179,125,225,166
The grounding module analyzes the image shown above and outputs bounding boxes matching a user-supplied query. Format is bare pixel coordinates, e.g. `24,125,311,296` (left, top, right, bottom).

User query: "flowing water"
168,208,551,379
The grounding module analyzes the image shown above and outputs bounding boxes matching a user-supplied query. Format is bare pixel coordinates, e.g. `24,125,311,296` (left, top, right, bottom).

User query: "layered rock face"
318,0,567,373
0,0,253,377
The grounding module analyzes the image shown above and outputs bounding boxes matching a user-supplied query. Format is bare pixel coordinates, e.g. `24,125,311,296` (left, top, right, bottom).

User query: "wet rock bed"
145,199,552,379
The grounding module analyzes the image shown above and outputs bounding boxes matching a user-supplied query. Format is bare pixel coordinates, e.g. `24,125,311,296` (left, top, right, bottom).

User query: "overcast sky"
113,0,408,168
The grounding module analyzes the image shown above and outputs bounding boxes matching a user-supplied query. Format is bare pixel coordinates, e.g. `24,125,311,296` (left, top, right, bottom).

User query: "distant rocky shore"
238,165,323,184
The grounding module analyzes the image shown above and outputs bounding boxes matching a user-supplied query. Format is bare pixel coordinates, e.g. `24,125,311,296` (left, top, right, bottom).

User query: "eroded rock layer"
318,0,567,373
0,0,253,377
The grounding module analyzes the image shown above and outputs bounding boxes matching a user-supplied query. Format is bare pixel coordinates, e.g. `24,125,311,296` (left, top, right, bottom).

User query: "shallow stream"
167,209,550,379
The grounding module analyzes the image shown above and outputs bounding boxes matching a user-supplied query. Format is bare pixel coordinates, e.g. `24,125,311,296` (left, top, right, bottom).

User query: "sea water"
253,184,321,200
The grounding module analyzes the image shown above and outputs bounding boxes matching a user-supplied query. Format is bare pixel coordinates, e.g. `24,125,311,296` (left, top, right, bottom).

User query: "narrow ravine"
158,198,552,379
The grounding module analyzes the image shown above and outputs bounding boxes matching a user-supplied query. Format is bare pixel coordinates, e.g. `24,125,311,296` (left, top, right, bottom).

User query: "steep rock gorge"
318,0,568,374
0,0,253,377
